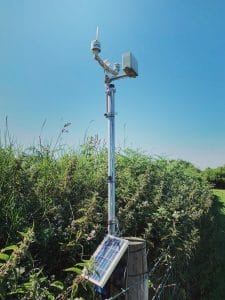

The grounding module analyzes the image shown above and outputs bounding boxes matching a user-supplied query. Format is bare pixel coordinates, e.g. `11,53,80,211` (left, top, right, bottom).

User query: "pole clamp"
104,112,115,118
108,175,116,183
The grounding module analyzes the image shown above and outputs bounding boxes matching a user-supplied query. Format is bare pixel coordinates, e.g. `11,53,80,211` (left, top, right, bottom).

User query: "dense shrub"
0,139,213,298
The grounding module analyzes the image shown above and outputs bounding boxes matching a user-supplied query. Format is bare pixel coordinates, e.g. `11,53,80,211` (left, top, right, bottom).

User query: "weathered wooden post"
125,237,148,300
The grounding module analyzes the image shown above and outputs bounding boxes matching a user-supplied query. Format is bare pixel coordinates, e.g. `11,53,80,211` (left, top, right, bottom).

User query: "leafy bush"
0,139,213,298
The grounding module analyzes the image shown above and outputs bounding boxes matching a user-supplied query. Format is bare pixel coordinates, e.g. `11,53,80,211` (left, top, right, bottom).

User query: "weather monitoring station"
83,28,148,300
90,27,138,236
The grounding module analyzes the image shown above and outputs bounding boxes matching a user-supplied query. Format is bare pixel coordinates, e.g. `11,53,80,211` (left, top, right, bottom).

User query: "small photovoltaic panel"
84,235,128,288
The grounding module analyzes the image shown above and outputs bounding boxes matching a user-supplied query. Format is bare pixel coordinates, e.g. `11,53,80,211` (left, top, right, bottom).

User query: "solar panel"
84,235,128,288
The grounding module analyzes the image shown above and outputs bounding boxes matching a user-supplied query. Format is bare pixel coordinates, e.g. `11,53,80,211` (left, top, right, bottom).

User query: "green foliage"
0,139,213,299
187,190,225,299
0,227,34,299
203,166,225,189
214,189,225,203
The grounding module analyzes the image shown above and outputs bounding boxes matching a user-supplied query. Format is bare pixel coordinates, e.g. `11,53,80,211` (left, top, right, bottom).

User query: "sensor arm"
94,53,119,76
105,73,129,84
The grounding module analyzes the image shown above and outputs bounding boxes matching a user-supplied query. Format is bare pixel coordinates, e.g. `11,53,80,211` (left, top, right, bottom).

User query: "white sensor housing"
122,52,138,78
91,39,101,54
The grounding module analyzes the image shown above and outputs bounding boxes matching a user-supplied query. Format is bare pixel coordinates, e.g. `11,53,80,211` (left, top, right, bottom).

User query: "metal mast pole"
105,82,116,235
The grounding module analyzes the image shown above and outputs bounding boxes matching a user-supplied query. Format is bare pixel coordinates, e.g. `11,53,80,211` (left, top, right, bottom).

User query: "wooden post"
125,237,148,300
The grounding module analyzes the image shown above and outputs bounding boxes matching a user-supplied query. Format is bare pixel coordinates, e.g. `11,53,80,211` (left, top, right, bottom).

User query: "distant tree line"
203,165,225,189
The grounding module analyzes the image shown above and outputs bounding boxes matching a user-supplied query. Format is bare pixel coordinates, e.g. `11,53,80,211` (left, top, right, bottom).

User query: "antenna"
96,26,99,41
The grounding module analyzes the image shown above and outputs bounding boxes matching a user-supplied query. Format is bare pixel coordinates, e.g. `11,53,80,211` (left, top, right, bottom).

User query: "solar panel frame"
84,234,128,288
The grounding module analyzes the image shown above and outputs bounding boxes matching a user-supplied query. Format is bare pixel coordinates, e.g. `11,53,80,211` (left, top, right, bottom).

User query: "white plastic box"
122,52,138,78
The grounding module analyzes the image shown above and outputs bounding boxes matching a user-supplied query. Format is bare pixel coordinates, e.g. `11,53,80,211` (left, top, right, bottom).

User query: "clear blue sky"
0,0,224,169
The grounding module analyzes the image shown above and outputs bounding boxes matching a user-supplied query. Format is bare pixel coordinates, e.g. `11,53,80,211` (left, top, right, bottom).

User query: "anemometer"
91,27,138,235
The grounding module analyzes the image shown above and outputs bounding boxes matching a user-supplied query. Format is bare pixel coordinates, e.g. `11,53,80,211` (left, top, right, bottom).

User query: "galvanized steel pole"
105,82,116,235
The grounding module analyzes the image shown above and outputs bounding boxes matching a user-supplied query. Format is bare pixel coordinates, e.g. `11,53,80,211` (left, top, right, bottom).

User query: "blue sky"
0,0,224,169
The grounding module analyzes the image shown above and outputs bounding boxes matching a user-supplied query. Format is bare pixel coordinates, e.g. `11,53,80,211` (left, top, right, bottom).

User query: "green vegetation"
209,189,225,299
203,166,225,189
0,138,214,299
213,188,225,204
188,189,225,299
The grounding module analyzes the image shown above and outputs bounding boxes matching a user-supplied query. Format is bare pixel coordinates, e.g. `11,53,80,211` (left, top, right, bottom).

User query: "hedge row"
0,139,212,298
